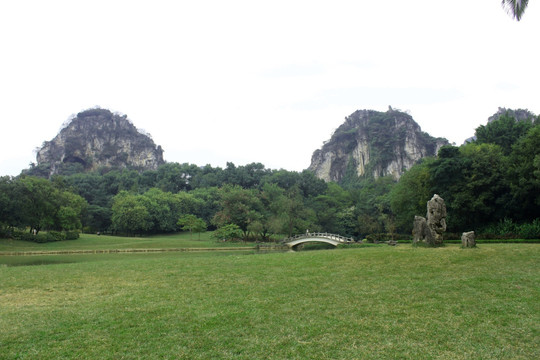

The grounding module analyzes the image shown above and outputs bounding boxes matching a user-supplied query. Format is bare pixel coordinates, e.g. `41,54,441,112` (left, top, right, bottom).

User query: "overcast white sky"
1,1,539,176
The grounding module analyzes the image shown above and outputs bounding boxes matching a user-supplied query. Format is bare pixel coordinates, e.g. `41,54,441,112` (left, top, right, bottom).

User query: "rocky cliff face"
308,108,448,182
487,107,535,123
36,108,164,176
464,107,537,144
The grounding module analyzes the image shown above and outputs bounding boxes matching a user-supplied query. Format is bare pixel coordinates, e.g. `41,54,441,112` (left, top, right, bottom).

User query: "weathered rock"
426,194,447,246
461,231,476,248
412,216,430,244
34,108,164,177
308,108,448,182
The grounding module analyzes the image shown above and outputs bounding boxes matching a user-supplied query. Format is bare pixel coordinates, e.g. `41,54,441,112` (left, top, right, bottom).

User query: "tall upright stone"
461,231,476,248
426,194,446,246
412,216,430,244
412,194,447,246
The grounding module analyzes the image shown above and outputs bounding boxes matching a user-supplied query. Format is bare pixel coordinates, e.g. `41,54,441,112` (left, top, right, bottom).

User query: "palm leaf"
501,0,529,21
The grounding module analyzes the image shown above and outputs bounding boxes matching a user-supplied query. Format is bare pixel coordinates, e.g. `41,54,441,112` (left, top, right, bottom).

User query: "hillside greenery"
1,111,539,241
321,109,446,180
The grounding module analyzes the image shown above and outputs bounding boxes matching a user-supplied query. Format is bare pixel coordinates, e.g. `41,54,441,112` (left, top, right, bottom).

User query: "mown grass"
1,244,538,359
0,232,253,253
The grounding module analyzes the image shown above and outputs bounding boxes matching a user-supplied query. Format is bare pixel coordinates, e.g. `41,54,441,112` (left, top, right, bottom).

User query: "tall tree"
140,188,178,233
475,114,533,154
280,186,315,238
111,191,151,235
350,176,395,237
177,214,207,239
390,158,434,232
0,176,17,229
212,185,263,239
508,125,540,221
55,190,87,231
452,143,510,230
15,177,59,234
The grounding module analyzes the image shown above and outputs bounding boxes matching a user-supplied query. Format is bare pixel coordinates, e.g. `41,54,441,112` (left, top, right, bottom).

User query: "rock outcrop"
427,194,447,246
412,194,447,246
487,107,536,123
464,107,536,144
412,215,430,244
461,231,476,248
308,108,448,182
35,108,164,176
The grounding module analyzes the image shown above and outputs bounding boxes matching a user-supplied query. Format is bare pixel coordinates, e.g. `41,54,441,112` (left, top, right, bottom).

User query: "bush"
336,243,383,249
82,226,93,234
48,231,66,242
444,233,461,240
518,219,540,239
365,233,411,243
0,227,13,239
9,230,78,243
476,233,519,240
443,238,540,244
212,224,243,242
65,231,80,240
479,219,540,239
32,234,55,243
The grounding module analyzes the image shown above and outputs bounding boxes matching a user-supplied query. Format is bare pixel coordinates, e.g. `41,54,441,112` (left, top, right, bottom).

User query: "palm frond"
501,0,529,21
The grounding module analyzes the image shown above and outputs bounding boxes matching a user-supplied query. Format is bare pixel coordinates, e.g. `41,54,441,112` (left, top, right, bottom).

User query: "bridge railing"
282,232,354,244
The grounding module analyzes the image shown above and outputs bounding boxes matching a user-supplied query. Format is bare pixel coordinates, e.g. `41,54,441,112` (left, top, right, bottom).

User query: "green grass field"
1,239,538,359
0,232,254,253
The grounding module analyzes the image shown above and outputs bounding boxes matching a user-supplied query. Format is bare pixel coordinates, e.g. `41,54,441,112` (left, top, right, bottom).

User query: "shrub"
336,243,383,249
518,219,540,239
9,230,79,243
365,233,411,243
65,231,80,240
444,233,461,240
0,227,13,239
479,218,540,239
48,231,66,242
212,224,243,242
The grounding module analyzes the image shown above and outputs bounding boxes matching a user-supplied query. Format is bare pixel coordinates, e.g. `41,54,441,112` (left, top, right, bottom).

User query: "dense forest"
1,112,539,241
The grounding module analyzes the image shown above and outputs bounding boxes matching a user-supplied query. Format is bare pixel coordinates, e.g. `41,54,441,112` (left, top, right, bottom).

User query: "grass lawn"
0,232,255,253
1,244,538,359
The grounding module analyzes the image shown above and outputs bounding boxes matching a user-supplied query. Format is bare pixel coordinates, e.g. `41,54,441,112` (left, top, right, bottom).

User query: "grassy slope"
1,244,538,359
0,232,253,252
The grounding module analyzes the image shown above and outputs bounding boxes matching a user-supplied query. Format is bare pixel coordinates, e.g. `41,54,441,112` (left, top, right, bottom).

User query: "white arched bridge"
282,232,354,249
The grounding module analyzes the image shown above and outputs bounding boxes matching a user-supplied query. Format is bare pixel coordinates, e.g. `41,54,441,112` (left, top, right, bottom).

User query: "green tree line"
2,112,539,241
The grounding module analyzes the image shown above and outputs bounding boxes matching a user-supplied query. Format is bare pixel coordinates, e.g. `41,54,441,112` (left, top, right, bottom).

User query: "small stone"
461,231,476,248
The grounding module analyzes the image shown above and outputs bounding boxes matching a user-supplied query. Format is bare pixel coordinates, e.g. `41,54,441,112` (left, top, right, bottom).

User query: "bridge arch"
282,233,354,249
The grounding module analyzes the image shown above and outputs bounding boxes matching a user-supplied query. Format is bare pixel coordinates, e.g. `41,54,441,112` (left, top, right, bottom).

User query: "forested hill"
309,108,448,183
28,108,164,178
1,107,539,242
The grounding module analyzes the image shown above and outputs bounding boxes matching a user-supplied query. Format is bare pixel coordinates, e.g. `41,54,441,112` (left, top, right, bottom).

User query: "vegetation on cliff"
28,108,164,178
1,109,539,241
309,108,448,183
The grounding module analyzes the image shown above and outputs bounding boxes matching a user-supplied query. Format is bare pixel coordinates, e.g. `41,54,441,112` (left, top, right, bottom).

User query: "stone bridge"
282,232,354,249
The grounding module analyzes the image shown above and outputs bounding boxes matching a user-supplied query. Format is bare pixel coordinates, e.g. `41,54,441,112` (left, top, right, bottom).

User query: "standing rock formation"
426,194,447,246
461,231,476,248
35,108,164,177
412,215,430,244
308,108,448,182
412,194,447,246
